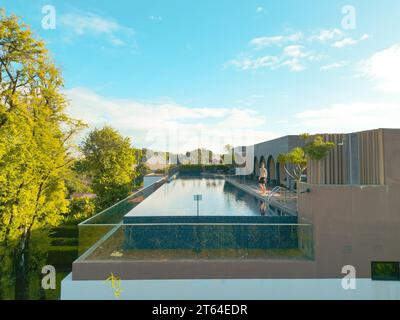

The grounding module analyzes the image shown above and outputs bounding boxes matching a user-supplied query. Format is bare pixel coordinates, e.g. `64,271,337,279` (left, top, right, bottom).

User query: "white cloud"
359,44,400,93
246,28,368,52
279,45,312,71
234,94,265,107
296,102,400,133
228,28,369,72
280,59,305,72
249,32,303,49
250,36,283,48
332,34,370,48
60,13,135,47
360,34,370,41
332,37,357,48
320,61,350,70
283,45,308,58
226,55,279,70
226,45,318,72
308,54,329,62
228,28,372,75
149,15,163,21
65,87,277,153
256,7,264,13
309,28,344,42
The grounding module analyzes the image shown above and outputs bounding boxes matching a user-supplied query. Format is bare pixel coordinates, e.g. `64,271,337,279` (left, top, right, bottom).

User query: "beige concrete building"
297,128,400,278
225,128,400,279
63,128,400,299
74,128,400,280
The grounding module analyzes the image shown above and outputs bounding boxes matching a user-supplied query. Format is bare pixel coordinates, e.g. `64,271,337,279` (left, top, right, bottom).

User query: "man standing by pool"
259,162,268,194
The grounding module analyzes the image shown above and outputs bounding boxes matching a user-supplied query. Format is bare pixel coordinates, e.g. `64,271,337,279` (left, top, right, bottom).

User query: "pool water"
82,177,309,261
124,177,267,218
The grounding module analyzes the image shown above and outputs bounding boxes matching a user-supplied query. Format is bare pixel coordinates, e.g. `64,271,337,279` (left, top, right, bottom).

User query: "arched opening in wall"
254,156,259,180
259,156,266,180
267,155,276,187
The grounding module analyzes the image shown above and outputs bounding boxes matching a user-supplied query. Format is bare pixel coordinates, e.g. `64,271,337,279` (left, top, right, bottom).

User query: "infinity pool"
78,177,309,266
124,177,268,218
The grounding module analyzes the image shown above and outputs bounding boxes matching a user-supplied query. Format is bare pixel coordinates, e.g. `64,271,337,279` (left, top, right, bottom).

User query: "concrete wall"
62,273,400,300
252,135,304,186
307,129,396,185
297,129,400,278
298,184,400,278
383,129,400,186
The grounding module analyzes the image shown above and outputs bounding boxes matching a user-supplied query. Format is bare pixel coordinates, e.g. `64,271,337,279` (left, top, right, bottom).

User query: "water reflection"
260,200,267,216
222,180,268,216
127,177,270,217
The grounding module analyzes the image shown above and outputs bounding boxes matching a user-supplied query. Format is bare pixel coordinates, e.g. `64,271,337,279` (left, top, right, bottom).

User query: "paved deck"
225,176,298,216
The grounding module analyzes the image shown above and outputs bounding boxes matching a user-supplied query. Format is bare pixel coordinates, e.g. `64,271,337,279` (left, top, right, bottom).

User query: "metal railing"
266,186,298,215
266,186,282,206
80,177,167,226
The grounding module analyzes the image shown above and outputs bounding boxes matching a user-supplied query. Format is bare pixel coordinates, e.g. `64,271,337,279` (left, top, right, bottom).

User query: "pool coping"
123,215,298,224
72,258,317,281
224,176,298,216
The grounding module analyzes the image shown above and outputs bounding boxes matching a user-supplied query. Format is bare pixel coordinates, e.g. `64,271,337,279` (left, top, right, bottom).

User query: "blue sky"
2,0,400,152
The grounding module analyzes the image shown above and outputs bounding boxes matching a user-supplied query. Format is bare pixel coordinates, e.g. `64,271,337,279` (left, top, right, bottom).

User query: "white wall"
61,273,400,300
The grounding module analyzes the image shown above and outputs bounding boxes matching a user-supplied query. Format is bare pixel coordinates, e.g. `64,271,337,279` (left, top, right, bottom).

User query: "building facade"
250,135,305,187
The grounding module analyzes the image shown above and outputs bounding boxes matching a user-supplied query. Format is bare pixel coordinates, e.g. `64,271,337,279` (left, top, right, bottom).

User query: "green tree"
66,197,96,224
81,126,136,211
277,134,335,182
64,160,93,198
0,12,83,298
132,148,150,187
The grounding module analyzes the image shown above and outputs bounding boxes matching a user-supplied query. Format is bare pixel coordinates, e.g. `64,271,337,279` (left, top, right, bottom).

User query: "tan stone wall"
383,129,400,186
358,129,385,185
296,129,400,278
297,181,400,278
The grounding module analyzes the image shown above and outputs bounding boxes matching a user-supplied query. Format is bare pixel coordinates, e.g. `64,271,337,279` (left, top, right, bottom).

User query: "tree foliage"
0,12,84,297
277,134,335,181
81,126,136,211
303,135,336,160
66,197,96,224
132,148,151,187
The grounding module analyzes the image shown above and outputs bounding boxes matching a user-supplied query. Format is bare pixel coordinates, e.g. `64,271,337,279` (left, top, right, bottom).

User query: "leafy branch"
277,134,335,182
